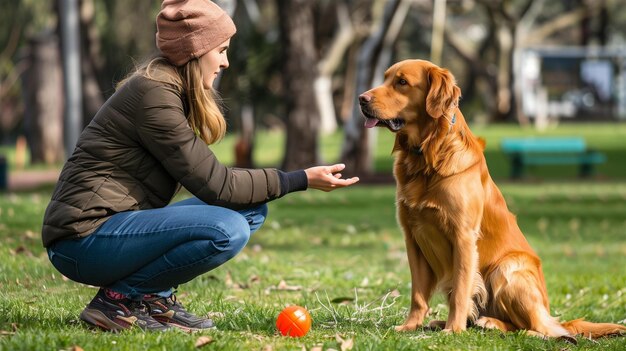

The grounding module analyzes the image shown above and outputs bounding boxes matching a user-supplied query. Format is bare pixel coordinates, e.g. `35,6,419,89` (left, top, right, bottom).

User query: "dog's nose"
358,93,371,104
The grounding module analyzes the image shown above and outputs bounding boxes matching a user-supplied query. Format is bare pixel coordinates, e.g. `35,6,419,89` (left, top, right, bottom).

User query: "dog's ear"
425,66,461,119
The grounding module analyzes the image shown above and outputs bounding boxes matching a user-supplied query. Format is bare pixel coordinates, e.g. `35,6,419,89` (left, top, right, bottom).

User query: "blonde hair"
118,57,227,145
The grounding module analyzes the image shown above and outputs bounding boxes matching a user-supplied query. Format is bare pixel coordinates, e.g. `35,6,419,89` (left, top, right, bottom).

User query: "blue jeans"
47,197,268,300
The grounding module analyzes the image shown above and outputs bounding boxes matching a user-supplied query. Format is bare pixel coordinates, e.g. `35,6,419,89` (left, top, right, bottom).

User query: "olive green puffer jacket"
42,75,306,247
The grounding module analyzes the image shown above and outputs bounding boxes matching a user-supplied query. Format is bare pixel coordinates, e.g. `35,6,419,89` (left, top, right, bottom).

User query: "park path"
7,169,60,191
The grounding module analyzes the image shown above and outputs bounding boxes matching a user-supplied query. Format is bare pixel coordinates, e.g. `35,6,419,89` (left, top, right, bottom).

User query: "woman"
42,0,359,332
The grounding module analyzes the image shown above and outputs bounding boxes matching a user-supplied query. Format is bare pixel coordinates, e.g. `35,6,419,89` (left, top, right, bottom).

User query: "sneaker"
145,293,214,332
79,289,170,332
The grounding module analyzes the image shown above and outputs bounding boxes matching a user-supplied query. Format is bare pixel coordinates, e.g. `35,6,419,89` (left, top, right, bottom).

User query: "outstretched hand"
304,164,359,192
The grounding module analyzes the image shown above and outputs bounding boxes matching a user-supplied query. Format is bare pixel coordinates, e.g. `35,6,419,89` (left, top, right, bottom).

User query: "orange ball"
275,305,312,337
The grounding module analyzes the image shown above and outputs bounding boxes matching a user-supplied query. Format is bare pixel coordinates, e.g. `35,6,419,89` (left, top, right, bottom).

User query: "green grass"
1,183,625,350
207,122,626,180
3,122,626,179
1,123,626,350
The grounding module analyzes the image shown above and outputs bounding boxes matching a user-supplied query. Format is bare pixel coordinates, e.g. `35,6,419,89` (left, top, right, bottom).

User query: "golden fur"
359,59,626,339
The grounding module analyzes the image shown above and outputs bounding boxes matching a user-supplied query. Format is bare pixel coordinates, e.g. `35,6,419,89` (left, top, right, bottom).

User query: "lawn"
207,122,626,180
1,123,626,350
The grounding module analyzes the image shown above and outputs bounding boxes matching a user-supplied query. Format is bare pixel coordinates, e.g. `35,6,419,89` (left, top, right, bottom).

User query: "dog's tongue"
364,117,378,128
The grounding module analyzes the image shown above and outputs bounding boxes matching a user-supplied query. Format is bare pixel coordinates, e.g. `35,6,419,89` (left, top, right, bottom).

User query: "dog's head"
359,59,461,133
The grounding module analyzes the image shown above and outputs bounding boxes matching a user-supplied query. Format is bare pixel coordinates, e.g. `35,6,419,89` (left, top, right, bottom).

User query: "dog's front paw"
442,324,466,334
442,327,466,334
475,316,516,332
394,323,420,332
475,316,498,330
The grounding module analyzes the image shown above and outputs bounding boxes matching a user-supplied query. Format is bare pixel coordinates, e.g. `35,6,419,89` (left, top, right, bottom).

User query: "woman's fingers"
304,164,359,191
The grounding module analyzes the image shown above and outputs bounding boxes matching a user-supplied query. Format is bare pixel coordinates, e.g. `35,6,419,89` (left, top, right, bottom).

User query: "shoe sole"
80,308,127,332
162,321,215,333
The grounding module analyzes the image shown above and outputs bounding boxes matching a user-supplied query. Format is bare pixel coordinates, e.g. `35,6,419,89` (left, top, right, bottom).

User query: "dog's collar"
444,113,457,125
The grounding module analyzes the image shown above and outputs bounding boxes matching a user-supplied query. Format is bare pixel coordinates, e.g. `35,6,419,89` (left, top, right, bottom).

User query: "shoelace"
152,294,198,319
125,300,152,316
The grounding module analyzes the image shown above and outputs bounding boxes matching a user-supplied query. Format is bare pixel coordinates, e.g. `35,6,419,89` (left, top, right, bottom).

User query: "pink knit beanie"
156,0,236,66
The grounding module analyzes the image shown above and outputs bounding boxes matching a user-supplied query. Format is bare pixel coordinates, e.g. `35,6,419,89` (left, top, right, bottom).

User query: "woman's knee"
243,203,269,234
213,211,251,253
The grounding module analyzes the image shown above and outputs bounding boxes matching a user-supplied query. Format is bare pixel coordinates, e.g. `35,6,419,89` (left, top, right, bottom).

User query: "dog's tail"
561,318,626,339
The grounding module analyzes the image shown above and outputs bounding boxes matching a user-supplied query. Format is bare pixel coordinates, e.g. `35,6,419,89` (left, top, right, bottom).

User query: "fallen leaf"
225,271,234,287
224,271,246,290
195,336,214,348
206,311,225,319
340,338,354,351
204,274,220,281
11,246,33,257
244,332,265,342
276,280,302,291
336,334,354,351
330,296,354,304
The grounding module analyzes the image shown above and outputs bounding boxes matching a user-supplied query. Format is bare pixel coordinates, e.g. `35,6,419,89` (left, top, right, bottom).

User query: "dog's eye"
398,78,408,86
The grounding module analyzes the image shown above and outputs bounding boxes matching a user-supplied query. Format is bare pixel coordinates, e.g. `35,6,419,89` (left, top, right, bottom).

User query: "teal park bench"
500,137,606,179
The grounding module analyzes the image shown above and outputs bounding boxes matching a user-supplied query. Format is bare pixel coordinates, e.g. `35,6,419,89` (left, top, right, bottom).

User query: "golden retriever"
359,59,626,340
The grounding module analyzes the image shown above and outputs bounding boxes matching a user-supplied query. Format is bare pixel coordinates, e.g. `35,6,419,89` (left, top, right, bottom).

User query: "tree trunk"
340,0,402,178
78,0,104,125
234,104,255,168
430,0,446,65
277,0,320,171
21,33,65,164
315,1,353,135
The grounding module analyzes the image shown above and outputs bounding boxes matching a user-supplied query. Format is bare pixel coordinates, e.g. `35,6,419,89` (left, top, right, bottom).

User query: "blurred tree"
579,0,604,45
444,0,537,123
215,0,258,169
277,0,320,170
58,0,83,159
66,0,104,126
314,1,352,136
219,0,284,168
0,19,24,144
4,0,626,169
97,0,161,89
430,0,446,65
21,33,65,164
0,0,52,144
340,0,407,177
7,0,87,163
443,0,614,124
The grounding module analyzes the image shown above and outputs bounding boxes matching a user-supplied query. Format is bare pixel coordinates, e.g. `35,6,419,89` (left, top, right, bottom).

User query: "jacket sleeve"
136,84,287,209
